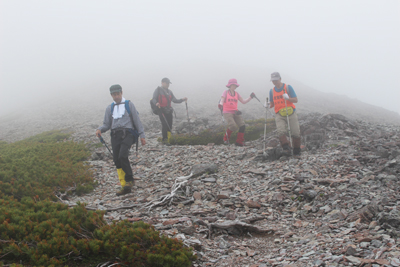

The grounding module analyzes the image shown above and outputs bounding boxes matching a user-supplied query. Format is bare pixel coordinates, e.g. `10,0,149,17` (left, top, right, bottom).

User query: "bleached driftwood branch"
143,173,193,210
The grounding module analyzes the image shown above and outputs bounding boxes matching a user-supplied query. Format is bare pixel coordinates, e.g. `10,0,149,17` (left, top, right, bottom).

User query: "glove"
250,92,256,98
218,104,223,111
283,93,289,100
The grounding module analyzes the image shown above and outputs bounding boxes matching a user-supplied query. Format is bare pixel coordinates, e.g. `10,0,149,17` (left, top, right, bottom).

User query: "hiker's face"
111,91,123,103
162,82,170,89
272,79,282,87
229,85,238,91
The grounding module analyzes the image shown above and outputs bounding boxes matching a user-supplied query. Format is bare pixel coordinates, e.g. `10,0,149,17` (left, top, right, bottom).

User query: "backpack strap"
125,100,131,115
125,100,139,154
283,84,289,96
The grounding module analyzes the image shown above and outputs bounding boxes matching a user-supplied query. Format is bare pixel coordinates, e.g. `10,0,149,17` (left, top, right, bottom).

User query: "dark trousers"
111,130,134,182
158,111,173,140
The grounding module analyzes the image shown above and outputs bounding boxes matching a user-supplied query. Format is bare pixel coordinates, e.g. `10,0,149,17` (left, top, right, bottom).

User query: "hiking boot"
282,144,292,156
292,137,301,156
223,129,233,144
116,181,133,196
235,132,245,146
116,186,131,196
125,180,134,189
162,139,171,146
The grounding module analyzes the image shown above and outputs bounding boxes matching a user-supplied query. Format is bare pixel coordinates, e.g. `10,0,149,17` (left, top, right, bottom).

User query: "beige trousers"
223,113,245,132
275,111,300,138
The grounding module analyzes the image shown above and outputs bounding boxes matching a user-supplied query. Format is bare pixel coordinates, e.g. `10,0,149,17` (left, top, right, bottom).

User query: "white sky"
1,0,399,116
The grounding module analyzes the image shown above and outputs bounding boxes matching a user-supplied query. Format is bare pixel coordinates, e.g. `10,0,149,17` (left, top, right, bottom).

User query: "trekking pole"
283,87,293,156
159,110,174,143
98,136,113,156
185,102,190,122
263,97,268,155
220,109,230,145
160,112,172,132
251,93,264,108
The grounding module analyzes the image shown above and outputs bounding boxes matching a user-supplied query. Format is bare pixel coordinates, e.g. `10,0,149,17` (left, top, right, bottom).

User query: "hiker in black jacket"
151,78,187,143
96,84,146,196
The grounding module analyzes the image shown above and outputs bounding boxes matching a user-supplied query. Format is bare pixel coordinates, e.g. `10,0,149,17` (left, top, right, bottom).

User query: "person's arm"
219,90,227,105
96,106,112,137
171,91,185,104
219,97,225,106
129,102,145,140
238,92,252,104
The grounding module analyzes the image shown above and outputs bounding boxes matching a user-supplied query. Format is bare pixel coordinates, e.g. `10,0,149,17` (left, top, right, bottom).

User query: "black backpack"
150,87,161,115
150,100,159,115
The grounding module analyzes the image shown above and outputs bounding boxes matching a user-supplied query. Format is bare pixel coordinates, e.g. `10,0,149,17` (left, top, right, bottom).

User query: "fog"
1,0,400,119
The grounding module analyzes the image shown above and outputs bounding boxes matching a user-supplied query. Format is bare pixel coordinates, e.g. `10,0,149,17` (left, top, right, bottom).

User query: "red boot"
235,132,245,146
223,129,233,144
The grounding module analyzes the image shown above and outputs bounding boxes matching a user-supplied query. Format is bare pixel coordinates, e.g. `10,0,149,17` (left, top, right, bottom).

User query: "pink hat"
226,78,240,88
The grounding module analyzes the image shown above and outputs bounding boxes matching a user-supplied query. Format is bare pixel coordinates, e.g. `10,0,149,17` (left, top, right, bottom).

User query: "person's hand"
283,93,289,100
218,104,223,111
250,92,256,98
141,138,146,146
182,97,188,102
156,102,160,108
96,129,101,138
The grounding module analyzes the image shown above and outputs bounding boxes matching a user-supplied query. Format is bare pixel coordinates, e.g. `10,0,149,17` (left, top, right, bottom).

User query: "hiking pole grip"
253,94,261,102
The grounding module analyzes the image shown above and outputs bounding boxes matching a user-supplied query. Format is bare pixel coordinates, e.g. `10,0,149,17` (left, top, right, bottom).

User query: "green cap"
109,84,122,93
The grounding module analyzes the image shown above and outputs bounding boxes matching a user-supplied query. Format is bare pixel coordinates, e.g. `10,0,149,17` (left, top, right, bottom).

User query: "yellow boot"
117,168,126,187
116,169,132,196
167,131,172,144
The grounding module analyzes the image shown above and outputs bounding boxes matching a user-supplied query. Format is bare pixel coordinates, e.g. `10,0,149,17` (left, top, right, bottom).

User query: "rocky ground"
62,113,399,267
1,101,399,267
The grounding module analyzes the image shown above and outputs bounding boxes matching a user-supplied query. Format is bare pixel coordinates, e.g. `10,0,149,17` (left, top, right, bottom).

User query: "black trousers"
158,111,173,140
111,130,134,182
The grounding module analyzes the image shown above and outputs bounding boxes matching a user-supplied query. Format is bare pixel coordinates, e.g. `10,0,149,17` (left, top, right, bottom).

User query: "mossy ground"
160,118,276,145
0,130,196,267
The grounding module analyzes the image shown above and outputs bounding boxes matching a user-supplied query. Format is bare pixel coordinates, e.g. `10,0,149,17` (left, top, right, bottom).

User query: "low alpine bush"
164,118,276,145
0,131,196,266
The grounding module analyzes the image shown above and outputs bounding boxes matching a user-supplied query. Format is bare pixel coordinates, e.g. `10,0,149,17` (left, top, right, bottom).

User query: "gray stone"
91,152,103,160
304,190,318,200
377,212,400,229
177,226,196,235
202,178,216,183
371,239,382,247
320,205,331,213
346,256,361,265
160,209,169,215
270,178,282,185
191,163,218,177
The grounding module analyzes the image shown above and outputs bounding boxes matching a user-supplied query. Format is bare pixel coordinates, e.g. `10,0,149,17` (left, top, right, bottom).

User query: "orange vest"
223,90,239,113
273,84,296,114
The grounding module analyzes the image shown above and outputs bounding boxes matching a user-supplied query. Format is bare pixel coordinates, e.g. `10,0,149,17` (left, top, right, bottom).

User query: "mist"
1,0,400,120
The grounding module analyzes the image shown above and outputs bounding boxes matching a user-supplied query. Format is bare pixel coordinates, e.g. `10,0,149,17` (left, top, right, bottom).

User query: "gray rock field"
0,92,400,267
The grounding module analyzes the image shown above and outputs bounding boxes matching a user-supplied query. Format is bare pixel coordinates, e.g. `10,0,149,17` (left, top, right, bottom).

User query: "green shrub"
0,131,196,266
0,130,93,200
164,118,276,145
